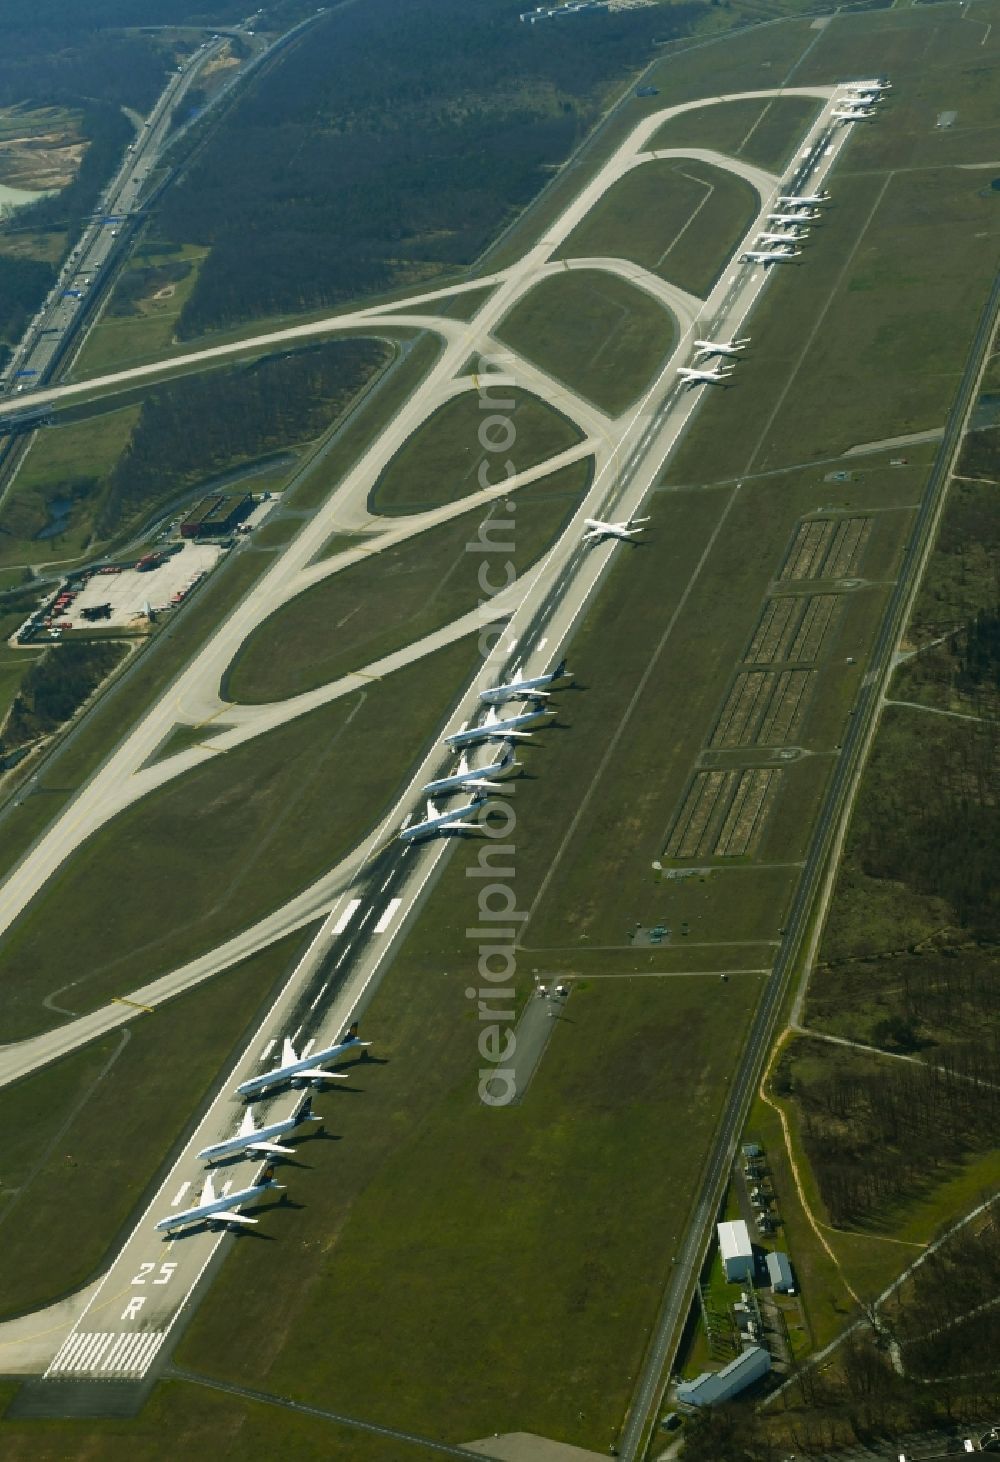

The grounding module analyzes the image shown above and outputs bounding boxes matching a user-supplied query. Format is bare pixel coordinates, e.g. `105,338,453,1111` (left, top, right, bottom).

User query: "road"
0,81,886,1398
1,41,227,397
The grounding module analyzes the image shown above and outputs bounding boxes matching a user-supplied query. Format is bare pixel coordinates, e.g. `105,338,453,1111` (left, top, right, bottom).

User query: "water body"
34,497,73,541
0,181,55,219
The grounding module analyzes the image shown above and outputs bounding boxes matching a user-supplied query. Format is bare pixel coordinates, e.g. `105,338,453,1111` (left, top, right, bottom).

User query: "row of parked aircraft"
155,1023,371,1233
832,77,890,123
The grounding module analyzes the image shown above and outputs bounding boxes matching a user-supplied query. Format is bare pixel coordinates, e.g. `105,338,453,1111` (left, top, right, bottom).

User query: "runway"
0,83,866,1384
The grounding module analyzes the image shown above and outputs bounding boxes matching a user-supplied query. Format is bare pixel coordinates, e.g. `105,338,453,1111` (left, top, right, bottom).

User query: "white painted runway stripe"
171,1181,191,1207
374,898,402,934
259,1037,276,1063
331,898,362,935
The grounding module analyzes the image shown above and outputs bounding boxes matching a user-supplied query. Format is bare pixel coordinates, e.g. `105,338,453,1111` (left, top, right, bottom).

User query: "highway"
0,83,877,1390
1,40,227,397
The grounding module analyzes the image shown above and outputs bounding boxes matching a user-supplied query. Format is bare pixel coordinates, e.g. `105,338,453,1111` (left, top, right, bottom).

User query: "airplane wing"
302,1069,350,1082
199,1174,217,1206
247,1140,296,1157
237,1108,256,1137
581,529,600,541
217,1212,258,1227
281,1037,298,1066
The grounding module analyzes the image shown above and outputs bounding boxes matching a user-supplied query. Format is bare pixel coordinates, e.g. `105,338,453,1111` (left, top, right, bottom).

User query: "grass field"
286,333,439,512
0,930,310,1320
553,158,757,298
225,460,591,703
370,386,585,515
69,243,210,380
0,404,141,567
649,93,822,173
0,550,273,886
0,635,480,1042
177,970,763,1452
667,165,999,485
0,1377,412,1461
495,269,677,417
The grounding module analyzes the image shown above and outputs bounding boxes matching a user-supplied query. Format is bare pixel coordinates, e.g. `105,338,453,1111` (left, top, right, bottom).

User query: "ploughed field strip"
744,592,841,665
777,514,872,582
709,668,814,748
664,766,780,860
660,511,872,864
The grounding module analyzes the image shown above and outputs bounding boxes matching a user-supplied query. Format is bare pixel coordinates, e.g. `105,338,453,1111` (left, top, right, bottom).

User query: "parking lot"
63,542,223,629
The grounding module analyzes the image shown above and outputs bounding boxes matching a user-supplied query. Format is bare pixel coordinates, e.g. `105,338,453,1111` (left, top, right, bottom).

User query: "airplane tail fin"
553,658,567,679
344,1021,360,1042
299,1096,315,1123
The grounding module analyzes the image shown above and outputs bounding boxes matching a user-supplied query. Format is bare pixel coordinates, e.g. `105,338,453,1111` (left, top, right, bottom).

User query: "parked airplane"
758,230,808,245
832,107,874,122
777,192,828,205
399,795,484,842
742,247,801,265
236,1026,370,1099
155,1170,283,1234
677,365,734,386
693,337,749,360
768,210,819,224
581,513,650,543
848,78,889,92
445,703,554,748
423,747,519,797
196,1099,320,1164
479,658,571,705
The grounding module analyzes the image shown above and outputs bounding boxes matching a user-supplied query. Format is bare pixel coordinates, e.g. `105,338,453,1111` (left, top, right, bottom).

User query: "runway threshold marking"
112,995,155,1013
331,898,362,935
259,1037,277,1062
373,898,403,934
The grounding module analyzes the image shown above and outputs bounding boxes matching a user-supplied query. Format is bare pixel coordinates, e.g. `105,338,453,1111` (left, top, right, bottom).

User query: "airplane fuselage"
236,1036,366,1098
400,798,483,841
155,1179,280,1233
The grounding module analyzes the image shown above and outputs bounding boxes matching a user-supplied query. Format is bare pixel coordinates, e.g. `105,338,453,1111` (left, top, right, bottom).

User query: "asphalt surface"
0,82,883,1397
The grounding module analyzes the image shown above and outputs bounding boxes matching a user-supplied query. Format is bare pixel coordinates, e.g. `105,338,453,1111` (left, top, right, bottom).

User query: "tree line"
156,0,703,335
98,338,389,534
0,639,127,758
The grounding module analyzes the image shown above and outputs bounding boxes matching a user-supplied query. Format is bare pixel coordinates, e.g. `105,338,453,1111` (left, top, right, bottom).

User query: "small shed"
767,1250,794,1293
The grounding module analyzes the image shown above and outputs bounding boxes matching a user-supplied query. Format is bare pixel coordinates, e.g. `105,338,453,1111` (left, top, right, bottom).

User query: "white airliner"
423,747,519,797
399,796,483,842
847,79,889,93
778,192,828,205
196,1099,320,1164
677,364,734,385
768,210,819,224
581,513,650,543
758,230,808,245
832,107,874,122
693,337,749,360
742,247,801,265
480,658,571,705
236,1027,370,1099
155,1170,283,1234
445,703,554,748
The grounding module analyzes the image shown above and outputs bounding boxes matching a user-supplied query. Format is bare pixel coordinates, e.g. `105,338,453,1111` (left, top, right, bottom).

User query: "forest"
0,639,127,759
158,0,703,334
97,338,389,534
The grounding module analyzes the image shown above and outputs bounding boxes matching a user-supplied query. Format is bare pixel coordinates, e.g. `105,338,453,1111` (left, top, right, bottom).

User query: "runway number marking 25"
130,1261,177,1285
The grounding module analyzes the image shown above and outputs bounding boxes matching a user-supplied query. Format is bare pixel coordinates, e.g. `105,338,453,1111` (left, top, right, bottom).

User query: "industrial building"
676,1344,771,1407
718,1218,754,1282
766,1250,794,1293
180,492,253,540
